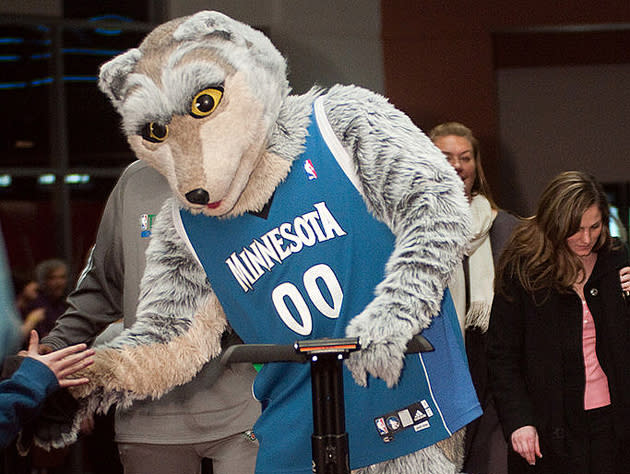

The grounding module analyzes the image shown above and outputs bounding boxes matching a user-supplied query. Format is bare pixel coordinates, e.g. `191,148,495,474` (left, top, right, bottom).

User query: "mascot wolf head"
99,11,290,216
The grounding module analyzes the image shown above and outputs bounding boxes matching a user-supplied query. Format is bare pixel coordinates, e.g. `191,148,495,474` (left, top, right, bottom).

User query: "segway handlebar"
221,333,434,366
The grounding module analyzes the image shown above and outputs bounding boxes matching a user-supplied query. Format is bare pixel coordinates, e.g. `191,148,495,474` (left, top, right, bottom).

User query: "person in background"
488,171,630,473
24,259,69,339
12,275,39,318
12,276,45,344
41,160,260,474
430,121,518,474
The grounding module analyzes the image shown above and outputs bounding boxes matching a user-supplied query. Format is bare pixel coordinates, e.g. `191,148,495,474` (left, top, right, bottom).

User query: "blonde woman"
430,122,517,474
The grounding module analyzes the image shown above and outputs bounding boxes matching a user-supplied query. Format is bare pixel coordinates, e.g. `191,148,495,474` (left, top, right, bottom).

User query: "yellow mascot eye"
141,122,169,143
190,87,223,118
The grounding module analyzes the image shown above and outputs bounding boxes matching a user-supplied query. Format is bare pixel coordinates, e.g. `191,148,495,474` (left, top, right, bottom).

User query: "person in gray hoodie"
41,160,260,474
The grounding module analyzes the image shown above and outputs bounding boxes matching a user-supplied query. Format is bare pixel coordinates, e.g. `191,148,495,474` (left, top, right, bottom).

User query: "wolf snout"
185,188,210,205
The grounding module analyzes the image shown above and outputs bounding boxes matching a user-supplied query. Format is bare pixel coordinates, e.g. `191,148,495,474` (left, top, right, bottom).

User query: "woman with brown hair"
488,171,630,473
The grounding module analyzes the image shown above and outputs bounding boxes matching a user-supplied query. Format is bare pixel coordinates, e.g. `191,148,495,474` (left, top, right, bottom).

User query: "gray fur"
98,48,142,108
268,87,323,161
115,73,175,141
110,199,213,349
354,444,458,474
40,11,473,473
319,85,470,386
174,11,287,85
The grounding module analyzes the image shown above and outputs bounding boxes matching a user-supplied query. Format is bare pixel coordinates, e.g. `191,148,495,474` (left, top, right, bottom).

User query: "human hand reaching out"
24,330,94,388
511,425,542,466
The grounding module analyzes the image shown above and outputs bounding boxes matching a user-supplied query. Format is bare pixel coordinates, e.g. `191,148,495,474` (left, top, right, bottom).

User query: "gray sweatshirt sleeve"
41,170,127,351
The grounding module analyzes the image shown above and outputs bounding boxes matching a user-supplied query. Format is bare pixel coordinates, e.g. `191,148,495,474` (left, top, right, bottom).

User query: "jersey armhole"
171,200,204,269
313,97,365,197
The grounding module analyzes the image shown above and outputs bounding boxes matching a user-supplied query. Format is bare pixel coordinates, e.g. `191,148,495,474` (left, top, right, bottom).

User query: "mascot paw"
68,378,94,399
345,308,410,387
345,339,406,388
67,357,109,399
29,388,80,450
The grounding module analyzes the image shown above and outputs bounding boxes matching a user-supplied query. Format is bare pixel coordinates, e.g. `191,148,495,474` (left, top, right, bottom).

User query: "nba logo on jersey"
140,213,153,238
374,417,388,435
304,159,317,180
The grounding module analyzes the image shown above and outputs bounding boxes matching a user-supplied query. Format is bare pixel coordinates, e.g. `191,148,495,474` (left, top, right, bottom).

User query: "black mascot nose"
185,188,210,205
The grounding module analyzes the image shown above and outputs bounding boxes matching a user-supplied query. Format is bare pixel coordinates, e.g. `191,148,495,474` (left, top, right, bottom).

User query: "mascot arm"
34,200,226,449
69,200,225,413
323,86,471,387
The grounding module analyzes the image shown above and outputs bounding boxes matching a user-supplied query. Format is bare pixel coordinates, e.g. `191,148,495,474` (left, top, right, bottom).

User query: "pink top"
581,300,611,410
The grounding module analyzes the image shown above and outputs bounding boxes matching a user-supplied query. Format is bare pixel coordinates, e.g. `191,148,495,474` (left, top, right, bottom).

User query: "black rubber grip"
221,343,306,364
405,333,434,353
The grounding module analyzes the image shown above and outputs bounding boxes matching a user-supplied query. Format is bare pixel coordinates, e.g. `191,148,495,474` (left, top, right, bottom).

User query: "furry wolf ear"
173,11,280,61
98,48,143,110
173,11,288,94
173,11,241,45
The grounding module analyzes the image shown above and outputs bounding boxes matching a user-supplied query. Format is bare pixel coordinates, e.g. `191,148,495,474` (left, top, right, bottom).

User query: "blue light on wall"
37,174,92,185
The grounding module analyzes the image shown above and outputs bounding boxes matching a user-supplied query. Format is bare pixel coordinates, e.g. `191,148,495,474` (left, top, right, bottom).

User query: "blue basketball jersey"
176,98,481,473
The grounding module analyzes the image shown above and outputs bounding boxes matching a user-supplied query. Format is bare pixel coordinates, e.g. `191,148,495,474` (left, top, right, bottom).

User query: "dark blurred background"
1,0,629,280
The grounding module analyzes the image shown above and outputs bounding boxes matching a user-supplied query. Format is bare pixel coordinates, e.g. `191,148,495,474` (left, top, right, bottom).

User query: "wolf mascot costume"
36,11,481,474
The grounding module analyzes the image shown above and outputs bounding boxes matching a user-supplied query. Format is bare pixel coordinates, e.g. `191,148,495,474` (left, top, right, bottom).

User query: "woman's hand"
511,425,542,466
619,266,630,296
25,330,95,388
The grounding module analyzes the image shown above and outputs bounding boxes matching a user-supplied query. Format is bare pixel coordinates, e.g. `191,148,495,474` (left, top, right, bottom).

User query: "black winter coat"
487,241,630,473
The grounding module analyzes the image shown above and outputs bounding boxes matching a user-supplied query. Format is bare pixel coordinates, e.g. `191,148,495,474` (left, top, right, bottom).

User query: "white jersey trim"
417,353,453,437
171,199,204,270
313,97,365,197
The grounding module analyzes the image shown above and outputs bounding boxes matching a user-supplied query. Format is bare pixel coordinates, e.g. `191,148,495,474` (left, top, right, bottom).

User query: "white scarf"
449,195,496,335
